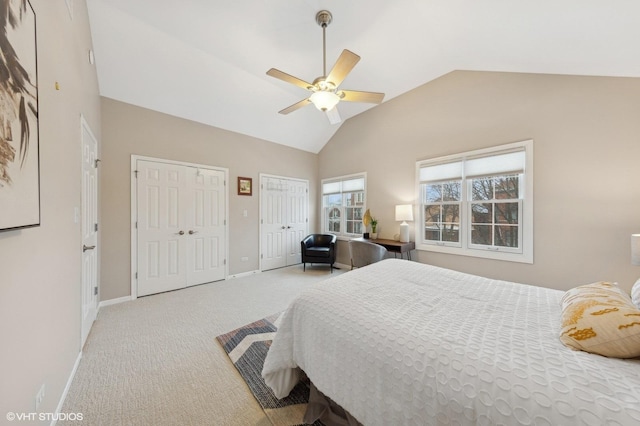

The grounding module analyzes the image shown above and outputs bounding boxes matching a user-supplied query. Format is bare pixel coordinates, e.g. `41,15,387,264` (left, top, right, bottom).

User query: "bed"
262,258,640,425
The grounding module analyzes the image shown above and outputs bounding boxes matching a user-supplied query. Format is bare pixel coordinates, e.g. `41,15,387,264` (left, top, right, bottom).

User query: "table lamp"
396,204,413,243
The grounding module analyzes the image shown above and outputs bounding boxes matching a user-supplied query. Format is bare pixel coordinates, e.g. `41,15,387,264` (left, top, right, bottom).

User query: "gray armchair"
301,234,337,273
349,239,387,270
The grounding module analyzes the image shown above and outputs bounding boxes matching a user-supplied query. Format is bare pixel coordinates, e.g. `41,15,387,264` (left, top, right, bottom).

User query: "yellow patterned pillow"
560,281,640,358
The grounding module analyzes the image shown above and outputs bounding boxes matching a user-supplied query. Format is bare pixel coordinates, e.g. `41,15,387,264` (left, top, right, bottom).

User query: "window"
322,173,366,238
416,140,533,263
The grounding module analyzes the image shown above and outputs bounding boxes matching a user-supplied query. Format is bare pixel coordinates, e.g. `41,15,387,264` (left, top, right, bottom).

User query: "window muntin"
416,140,533,263
327,206,341,233
322,174,366,237
423,181,461,245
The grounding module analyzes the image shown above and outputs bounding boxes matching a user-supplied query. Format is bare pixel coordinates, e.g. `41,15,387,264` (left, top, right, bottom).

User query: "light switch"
243,209,248,217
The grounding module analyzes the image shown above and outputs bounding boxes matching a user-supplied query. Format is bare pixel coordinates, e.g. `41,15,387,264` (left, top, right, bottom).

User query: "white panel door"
286,179,308,266
186,168,226,286
261,176,309,271
261,177,287,271
81,117,98,347
137,161,188,297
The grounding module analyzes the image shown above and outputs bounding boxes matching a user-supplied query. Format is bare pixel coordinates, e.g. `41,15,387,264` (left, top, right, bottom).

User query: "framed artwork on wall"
238,177,252,196
0,0,40,232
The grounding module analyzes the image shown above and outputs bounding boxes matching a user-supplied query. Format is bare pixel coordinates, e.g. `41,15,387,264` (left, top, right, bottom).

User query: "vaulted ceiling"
86,0,640,153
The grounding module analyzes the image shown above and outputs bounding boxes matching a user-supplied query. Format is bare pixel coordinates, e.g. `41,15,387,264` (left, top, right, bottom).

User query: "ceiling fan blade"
326,50,360,87
267,68,314,91
278,98,312,115
340,90,385,104
326,107,341,124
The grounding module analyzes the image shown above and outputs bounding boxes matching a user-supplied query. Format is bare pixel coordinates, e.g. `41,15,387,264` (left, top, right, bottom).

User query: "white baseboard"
99,295,133,308
51,351,82,426
227,270,261,279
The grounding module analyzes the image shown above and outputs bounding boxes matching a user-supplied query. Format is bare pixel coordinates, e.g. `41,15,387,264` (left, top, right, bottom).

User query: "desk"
354,238,415,260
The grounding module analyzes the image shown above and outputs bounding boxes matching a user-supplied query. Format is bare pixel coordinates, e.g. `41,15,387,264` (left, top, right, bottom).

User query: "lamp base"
399,222,410,243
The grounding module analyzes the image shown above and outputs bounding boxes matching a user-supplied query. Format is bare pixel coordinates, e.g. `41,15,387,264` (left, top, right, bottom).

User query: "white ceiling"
86,0,640,153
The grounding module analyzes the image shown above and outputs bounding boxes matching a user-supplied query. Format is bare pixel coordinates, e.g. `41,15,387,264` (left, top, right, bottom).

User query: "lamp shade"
310,91,340,111
395,204,413,222
632,234,640,265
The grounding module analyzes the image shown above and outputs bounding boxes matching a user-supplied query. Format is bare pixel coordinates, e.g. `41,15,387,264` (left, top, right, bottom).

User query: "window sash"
468,198,523,253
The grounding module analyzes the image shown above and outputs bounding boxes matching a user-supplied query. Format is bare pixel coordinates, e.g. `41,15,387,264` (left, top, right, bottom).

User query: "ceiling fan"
267,10,385,124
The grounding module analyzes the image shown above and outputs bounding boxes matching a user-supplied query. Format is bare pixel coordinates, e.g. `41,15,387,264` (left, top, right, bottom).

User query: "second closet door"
261,176,308,271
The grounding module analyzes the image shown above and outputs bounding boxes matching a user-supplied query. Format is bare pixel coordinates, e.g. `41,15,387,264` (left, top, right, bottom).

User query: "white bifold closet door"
261,176,308,271
136,160,226,297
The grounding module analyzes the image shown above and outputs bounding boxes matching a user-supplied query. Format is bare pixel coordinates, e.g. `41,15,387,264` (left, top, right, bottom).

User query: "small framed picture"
238,177,252,196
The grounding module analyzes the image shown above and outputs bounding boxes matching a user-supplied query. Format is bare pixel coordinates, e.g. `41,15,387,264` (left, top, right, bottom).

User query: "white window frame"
415,140,533,264
321,172,367,239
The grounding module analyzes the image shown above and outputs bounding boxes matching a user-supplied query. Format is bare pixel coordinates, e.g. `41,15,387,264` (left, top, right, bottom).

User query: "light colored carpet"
60,265,343,426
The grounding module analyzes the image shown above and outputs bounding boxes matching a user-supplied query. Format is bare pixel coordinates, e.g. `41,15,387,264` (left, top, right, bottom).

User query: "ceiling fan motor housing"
316,10,332,28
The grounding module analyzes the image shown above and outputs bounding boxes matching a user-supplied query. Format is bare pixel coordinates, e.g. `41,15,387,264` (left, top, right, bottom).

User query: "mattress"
262,258,640,425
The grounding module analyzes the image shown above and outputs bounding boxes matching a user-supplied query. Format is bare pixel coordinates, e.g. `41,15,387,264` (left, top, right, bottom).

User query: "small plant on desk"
371,218,378,239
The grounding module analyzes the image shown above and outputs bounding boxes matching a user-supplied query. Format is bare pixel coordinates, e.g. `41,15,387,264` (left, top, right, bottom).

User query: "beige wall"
0,0,101,417
100,98,318,301
320,71,640,292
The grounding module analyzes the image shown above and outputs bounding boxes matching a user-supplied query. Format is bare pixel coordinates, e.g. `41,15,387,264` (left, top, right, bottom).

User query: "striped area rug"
216,313,320,426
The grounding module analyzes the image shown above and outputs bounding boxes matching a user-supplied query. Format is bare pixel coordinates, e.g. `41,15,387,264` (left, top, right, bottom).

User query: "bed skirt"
304,383,362,426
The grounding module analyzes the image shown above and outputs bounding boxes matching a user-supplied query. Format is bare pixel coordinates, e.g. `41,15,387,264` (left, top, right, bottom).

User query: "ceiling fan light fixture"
310,90,340,111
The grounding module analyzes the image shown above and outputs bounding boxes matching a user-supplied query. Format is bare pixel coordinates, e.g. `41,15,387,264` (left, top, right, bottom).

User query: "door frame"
259,173,309,272
130,155,229,299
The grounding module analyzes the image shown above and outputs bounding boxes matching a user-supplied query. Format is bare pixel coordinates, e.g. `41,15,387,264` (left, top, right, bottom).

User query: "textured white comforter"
262,259,640,425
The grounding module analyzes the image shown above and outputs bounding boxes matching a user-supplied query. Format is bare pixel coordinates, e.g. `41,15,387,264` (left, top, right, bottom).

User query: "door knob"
281,226,286,229
188,230,198,235
83,244,96,252
177,230,185,235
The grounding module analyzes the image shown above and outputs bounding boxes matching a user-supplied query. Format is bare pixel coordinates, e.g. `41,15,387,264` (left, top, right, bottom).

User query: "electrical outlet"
35,384,45,411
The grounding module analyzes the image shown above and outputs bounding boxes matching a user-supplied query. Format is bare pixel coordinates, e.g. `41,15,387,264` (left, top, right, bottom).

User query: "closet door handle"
176,230,185,235
189,230,198,235
83,245,96,252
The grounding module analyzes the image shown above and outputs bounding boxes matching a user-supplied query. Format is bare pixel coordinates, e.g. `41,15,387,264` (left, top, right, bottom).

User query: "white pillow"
632,278,640,309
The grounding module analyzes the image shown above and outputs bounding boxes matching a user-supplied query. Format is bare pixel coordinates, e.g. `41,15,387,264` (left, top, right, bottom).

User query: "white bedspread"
262,259,640,425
